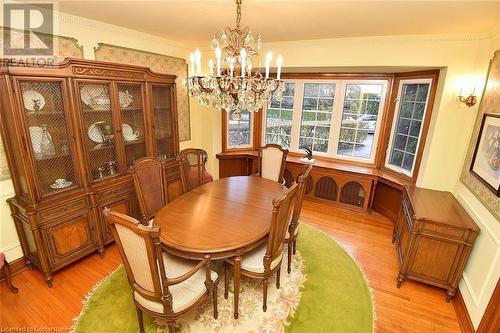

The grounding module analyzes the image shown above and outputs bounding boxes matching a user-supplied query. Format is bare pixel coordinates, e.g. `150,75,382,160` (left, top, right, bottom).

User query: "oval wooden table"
155,176,286,318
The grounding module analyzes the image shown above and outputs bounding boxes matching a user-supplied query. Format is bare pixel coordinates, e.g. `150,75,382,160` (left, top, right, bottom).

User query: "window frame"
222,109,258,152
331,79,388,164
384,78,433,177
261,78,388,163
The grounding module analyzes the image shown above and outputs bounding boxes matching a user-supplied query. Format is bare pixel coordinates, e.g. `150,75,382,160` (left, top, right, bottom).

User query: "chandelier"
187,0,285,114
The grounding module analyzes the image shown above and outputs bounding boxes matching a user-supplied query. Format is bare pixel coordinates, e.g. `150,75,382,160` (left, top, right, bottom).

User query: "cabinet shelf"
34,153,71,162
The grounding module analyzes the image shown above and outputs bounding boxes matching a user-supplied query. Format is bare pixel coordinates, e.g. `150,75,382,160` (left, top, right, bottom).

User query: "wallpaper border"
460,50,500,221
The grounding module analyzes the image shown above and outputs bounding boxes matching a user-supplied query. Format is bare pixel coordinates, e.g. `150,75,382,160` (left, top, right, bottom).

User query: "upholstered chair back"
178,148,209,193
104,209,165,304
258,144,289,183
265,183,298,268
289,164,313,234
130,157,166,221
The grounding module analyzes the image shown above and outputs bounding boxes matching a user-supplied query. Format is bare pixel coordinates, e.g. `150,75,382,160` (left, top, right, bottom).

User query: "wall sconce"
458,88,477,107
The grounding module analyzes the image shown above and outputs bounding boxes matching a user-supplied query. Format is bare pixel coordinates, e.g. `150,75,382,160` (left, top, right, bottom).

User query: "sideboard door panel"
43,212,97,268
409,237,459,282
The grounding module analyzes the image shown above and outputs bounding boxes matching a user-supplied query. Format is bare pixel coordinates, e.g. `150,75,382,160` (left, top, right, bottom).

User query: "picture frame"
470,113,500,196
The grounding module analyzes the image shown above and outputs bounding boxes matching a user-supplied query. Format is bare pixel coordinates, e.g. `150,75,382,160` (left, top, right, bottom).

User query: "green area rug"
72,224,374,333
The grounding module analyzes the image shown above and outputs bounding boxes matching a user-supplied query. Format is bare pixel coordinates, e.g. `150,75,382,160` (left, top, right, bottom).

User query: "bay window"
223,71,437,182
261,79,387,163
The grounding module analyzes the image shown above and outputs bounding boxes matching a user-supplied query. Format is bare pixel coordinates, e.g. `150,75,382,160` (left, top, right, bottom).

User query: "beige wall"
0,8,498,328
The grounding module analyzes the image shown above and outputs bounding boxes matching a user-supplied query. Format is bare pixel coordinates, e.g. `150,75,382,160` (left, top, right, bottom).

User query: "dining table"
154,175,286,319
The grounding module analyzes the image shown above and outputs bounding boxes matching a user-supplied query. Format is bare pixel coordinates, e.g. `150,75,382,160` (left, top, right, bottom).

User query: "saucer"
50,180,73,189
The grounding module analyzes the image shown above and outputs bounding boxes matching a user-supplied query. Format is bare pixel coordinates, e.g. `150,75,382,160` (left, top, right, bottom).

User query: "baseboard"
453,288,476,333
0,256,27,281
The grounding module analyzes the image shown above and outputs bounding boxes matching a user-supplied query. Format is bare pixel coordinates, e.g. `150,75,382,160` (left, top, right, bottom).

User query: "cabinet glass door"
117,83,147,168
152,85,175,161
78,82,120,181
20,80,78,195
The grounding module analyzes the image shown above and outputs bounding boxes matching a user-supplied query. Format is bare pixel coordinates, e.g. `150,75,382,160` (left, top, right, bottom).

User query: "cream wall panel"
457,183,500,329
0,179,21,262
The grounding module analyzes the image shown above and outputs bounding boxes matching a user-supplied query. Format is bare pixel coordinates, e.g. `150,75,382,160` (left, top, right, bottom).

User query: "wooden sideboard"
0,58,183,286
217,151,409,213
393,185,479,301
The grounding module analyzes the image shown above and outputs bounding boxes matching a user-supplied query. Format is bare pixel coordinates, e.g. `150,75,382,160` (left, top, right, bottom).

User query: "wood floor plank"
0,201,460,332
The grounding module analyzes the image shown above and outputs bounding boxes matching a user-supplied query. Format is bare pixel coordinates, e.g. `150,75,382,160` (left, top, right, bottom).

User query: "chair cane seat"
240,243,283,274
134,253,217,314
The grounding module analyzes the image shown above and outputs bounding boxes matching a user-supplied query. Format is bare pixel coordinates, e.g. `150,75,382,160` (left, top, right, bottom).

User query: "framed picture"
471,113,500,196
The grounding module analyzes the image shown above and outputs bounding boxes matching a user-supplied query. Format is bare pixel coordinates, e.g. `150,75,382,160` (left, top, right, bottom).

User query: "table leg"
233,256,241,319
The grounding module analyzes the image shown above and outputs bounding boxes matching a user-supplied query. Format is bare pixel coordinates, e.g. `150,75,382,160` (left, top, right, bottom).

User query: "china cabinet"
0,58,182,286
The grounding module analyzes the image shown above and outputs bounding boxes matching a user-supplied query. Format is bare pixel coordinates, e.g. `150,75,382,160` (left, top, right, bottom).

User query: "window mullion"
290,81,304,152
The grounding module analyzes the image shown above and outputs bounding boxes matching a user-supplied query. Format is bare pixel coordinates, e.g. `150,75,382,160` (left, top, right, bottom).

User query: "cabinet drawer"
39,197,88,223
420,223,466,241
96,183,133,201
42,211,98,269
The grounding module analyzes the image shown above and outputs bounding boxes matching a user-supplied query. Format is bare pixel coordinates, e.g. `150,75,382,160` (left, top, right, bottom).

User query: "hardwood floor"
0,201,461,332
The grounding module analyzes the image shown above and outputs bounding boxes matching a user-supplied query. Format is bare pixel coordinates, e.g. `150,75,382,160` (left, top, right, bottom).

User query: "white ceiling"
58,1,500,47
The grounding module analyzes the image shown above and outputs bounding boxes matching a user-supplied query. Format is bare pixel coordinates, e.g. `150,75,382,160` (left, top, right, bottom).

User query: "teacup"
54,178,67,185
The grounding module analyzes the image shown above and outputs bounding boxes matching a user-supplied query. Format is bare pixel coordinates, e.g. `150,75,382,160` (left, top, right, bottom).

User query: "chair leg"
213,280,219,319
262,277,269,312
2,261,18,294
287,242,292,274
224,262,230,299
292,239,297,255
276,266,281,289
135,306,144,333
167,320,175,333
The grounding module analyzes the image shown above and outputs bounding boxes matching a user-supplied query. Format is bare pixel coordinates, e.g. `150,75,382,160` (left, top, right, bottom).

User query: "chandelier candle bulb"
189,52,195,76
195,49,201,76
230,63,234,78
277,55,283,80
215,47,222,76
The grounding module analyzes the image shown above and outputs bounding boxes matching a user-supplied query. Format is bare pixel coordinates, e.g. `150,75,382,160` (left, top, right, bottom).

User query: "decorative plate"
23,90,45,112
119,91,133,108
50,180,73,189
28,126,43,153
80,85,105,106
88,122,105,143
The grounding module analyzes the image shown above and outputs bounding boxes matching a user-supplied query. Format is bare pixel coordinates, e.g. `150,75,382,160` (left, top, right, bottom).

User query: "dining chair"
0,252,18,294
285,164,313,274
178,148,213,193
130,157,166,223
104,209,219,333
257,144,289,183
224,182,299,314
